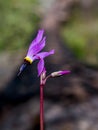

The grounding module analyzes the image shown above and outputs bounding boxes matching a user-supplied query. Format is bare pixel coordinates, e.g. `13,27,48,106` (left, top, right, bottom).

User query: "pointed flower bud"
51,70,70,77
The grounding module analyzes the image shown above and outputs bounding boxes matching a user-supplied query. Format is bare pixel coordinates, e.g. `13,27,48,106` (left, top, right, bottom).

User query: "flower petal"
37,58,44,76
26,37,46,57
32,37,46,54
36,49,55,59
29,30,44,50
35,30,44,43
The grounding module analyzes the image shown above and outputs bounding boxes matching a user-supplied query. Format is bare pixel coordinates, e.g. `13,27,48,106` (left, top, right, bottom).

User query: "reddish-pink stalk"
39,70,70,130
40,71,47,130
40,84,44,130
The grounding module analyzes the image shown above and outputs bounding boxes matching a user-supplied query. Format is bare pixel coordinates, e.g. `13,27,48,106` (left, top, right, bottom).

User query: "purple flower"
24,30,45,64
19,29,54,76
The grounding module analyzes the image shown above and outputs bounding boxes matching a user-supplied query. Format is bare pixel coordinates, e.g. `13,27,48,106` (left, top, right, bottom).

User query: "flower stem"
40,84,44,130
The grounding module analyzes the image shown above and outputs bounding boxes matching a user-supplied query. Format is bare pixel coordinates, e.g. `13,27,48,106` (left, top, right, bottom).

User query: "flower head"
24,29,45,64
18,29,54,76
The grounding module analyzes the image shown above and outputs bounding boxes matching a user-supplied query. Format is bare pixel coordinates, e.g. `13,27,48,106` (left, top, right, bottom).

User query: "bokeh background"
0,0,98,130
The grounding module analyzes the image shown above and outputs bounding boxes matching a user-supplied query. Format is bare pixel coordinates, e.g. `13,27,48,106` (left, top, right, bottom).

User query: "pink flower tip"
59,70,71,75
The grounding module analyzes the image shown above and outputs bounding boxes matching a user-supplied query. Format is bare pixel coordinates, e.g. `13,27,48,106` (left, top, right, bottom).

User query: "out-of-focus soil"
0,51,98,130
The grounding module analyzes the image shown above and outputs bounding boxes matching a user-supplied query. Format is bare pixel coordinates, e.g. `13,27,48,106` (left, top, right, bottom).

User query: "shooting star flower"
18,29,54,76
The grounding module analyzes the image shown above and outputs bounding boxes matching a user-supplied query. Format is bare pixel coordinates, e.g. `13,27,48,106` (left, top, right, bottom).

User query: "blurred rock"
0,51,24,90
1,96,98,130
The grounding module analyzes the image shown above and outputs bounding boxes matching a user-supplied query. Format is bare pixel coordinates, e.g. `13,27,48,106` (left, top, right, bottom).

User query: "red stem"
40,84,44,130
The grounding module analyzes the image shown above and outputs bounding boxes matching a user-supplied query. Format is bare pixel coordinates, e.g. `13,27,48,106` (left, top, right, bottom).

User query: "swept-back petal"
35,30,44,43
32,37,46,54
28,29,44,51
36,49,54,59
37,58,44,76
26,37,46,57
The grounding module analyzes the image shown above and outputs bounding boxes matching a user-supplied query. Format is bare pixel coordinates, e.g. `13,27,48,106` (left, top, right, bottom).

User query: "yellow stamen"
24,56,33,64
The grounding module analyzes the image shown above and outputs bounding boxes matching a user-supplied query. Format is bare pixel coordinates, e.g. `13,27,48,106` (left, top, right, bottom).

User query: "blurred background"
0,0,98,130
